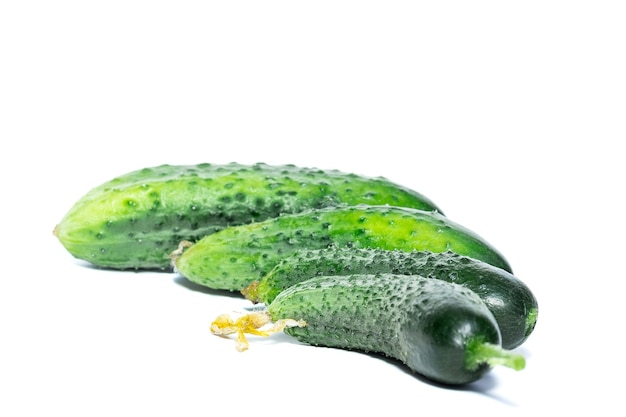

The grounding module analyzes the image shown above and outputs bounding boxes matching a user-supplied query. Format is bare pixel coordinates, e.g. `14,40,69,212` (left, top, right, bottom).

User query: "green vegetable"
54,162,442,269
243,247,537,349
174,205,512,291
212,273,526,385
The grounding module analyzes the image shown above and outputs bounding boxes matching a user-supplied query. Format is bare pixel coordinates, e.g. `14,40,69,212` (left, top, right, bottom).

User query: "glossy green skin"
251,248,537,349
268,273,501,385
54,162,442,269
176,205,512,291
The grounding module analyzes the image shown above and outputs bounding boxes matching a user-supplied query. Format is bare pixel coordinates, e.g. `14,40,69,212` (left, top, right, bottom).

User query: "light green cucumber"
243,247,537,349
54,162,442,269
174,204,512,291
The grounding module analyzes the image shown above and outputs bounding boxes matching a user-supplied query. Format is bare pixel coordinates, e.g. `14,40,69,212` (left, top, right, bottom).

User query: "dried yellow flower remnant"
210,311,306,351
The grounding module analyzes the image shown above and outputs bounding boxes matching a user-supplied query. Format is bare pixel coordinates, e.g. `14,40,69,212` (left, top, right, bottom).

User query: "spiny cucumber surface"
268,273,523,385
54,162,442,269
244,247,537,349
174,204,512,291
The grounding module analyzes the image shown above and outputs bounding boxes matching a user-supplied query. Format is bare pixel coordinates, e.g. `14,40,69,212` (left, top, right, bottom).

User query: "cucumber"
174,204,512,291
212,273,526,385
54,162,442,269
242,248,537,349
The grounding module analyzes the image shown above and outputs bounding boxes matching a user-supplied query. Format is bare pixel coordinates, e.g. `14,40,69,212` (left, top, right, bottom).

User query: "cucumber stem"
465,338,526,371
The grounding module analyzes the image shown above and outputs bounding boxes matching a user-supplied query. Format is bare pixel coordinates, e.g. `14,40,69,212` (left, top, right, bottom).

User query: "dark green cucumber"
175,204,512,291
267,273,525,385
54,162,442,269
243,248,537,349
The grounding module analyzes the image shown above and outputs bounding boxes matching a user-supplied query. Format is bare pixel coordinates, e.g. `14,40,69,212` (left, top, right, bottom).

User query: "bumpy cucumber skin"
54,162,443,269
176,205,512,291
268,273,501,385
251,248,537,349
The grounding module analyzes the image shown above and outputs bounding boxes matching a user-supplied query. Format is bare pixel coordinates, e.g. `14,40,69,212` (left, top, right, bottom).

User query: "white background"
1,1,624,416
